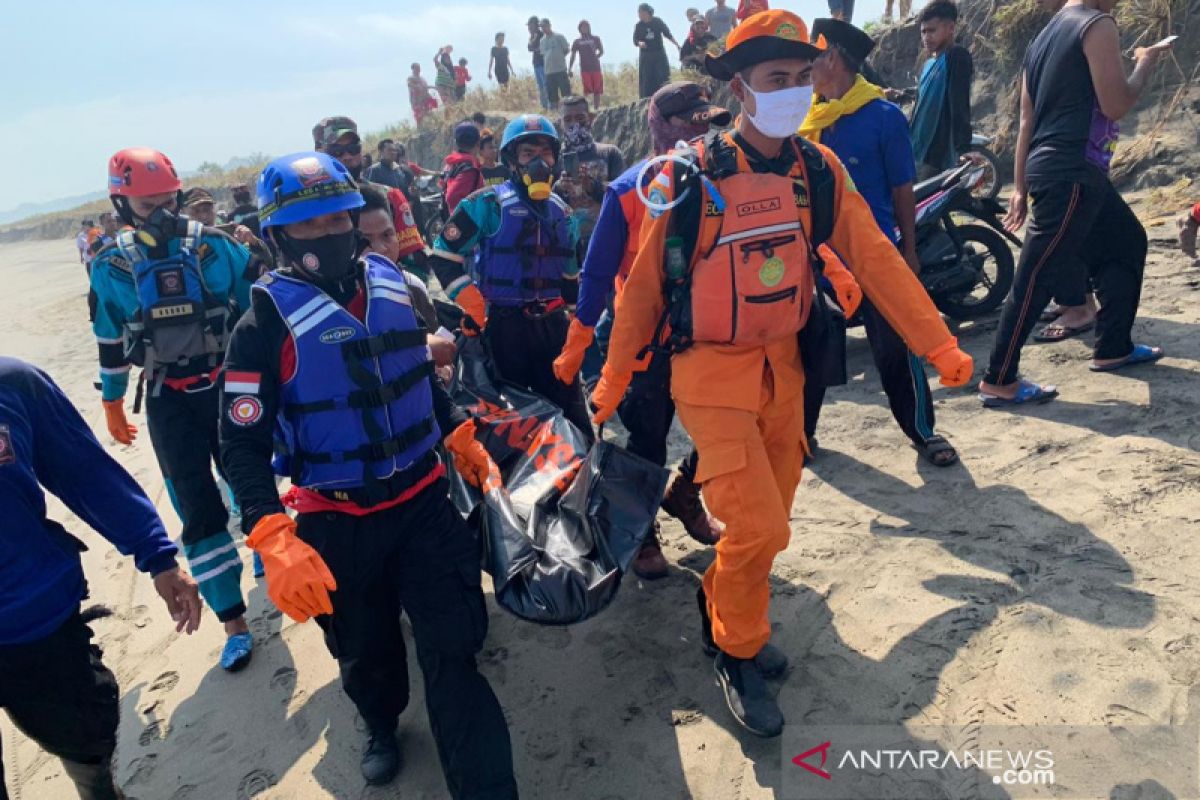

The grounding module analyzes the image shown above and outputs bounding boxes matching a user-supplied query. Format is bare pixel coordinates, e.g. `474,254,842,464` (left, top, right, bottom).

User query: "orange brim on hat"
705,9,823,81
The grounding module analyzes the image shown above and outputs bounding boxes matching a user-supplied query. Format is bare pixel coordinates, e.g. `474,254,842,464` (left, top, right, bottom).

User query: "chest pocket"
689,171,813,346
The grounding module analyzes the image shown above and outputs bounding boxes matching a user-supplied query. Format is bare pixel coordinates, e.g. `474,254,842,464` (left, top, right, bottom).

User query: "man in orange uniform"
592,10,973,737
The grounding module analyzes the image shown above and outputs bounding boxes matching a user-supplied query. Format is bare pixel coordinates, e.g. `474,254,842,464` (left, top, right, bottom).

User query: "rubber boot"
714,652,785,738
697,586,788,678
62,758,123,800
660,472,723,546
361,728,401,786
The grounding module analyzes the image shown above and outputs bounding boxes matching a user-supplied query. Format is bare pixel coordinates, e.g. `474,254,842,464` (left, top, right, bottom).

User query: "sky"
0,0,885,214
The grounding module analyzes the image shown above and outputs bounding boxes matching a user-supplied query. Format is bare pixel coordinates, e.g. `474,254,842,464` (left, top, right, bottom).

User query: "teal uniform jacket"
90,228,257,401
429,182,581,304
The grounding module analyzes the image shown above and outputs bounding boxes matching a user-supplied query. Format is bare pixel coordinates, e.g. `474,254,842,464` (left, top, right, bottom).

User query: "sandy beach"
3,201,1199,799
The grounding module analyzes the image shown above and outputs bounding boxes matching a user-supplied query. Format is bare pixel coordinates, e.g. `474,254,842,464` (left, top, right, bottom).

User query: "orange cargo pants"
676,367,806,660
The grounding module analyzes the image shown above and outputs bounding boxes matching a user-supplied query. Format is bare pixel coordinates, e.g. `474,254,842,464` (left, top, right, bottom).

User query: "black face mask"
278,230,359,286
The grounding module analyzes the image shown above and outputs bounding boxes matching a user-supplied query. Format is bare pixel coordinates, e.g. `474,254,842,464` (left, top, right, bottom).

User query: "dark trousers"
145,384,245,621
544,71,571,106
485,307,595,445
297,480,517,800
617,347,698,477
1051,258,1091,307
0,613,121,800
984,179,1147,385
805,298,936,446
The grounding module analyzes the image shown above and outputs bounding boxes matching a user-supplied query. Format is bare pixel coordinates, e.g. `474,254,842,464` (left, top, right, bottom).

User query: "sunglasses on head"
326,141,362,157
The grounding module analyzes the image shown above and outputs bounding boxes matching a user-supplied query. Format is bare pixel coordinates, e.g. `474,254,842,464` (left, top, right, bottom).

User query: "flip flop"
1033,320,1095,342
979,379,1059,408
1089,344,1164,372
1039,305,1065,323
914,434,959,466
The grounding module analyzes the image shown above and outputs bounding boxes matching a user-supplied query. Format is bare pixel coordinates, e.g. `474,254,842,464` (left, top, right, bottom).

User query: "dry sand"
3,205,1199,799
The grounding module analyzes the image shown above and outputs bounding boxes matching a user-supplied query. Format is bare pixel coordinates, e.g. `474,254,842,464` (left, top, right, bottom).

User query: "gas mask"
135,205,190,251
277,230,360,287
518,157,555,201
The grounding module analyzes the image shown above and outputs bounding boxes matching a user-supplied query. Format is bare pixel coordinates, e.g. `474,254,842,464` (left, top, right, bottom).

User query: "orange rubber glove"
553,318,596,385
926,337,974,387
246,513,337,623
456,284,488,336
591,364,633,426
819,245,863,318
444,420,501,492
102,399,138,445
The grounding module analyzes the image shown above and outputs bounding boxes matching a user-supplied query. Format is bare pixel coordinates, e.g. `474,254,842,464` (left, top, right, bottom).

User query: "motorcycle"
962,134,1002,201
907,161,1020,320
417,174,446,244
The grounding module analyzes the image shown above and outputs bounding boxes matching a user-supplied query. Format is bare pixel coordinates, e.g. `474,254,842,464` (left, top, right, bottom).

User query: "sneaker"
220,632,253,672
660,472,722,546
631,523,670,580
696,587,788,678
714,651,785,738
361,729,401,786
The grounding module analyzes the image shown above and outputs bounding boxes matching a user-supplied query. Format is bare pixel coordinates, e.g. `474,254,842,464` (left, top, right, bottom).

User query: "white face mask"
743,84,814,138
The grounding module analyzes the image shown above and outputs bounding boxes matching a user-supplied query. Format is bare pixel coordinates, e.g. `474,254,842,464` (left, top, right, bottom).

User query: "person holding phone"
978,0,1173,407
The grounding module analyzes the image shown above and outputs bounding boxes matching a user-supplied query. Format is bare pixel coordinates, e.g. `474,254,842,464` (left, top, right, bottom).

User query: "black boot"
62,758,122,800
696,586,788,678
714,651,786,738
361,728,401,786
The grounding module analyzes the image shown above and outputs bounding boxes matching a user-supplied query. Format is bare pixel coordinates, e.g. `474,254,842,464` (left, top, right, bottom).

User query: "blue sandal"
1089,344,1164,372
220,632,254,672
980,379,1059,408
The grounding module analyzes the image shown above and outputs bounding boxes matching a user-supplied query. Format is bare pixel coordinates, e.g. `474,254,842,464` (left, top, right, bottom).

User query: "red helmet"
107,148,181,197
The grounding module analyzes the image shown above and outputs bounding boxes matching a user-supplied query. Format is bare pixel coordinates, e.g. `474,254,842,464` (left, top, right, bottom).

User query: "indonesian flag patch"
224,370,261,395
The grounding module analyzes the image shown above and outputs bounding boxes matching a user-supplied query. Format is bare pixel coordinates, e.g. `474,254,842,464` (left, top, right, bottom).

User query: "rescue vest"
115,221,233,392
258,255,439,492
658,132,836,352
478,182,574,307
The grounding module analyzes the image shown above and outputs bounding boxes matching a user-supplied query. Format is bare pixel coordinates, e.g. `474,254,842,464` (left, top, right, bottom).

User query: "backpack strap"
182,219,204,251
115,229,145,265
793,137,835,249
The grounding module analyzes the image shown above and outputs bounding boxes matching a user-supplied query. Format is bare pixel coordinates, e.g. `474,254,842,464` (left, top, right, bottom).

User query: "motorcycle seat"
914,174,951,202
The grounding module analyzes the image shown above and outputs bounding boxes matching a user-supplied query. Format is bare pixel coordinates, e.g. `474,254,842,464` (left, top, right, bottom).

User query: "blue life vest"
115,220,232,392
478,183,574,307
257,255,439,491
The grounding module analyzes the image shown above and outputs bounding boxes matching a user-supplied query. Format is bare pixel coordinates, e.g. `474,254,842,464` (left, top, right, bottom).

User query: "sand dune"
3,206,1199,798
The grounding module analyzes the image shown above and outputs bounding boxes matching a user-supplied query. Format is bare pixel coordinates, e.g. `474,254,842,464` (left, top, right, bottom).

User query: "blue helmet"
256,151,364,231
499,114,560,161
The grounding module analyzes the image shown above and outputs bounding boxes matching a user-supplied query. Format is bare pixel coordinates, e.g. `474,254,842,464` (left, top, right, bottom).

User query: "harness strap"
284,362,434,414
340,329,428,360
488,245,575,257
483,276,560,289
294,417,436,466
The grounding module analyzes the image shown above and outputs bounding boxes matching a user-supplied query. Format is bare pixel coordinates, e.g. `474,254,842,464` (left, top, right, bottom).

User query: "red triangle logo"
792,741,833,780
